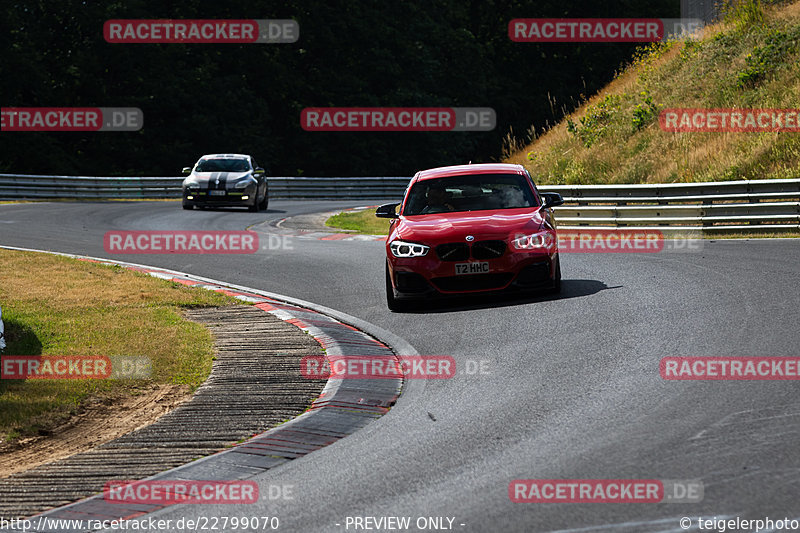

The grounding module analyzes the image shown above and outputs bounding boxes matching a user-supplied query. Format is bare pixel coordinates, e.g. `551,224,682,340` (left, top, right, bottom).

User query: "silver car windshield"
195,159,251,172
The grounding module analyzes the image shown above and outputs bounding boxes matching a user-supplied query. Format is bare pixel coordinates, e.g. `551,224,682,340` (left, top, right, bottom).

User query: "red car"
376,163,563,311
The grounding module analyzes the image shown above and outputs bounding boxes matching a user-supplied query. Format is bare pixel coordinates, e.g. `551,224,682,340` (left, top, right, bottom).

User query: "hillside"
505,0,800,184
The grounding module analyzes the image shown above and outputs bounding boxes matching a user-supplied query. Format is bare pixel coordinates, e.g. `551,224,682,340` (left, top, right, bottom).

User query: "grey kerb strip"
0,247,407,533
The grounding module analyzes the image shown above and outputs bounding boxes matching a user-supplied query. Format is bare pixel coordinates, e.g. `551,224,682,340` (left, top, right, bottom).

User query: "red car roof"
415,163,526,181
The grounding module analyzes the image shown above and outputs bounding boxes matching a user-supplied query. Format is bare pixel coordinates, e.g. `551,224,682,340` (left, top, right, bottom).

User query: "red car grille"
471,240,506,259
436,243,470,261
435,240,506,261
431,273,514,292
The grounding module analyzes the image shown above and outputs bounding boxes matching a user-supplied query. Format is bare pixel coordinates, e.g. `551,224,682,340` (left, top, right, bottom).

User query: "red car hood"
395,208,546,243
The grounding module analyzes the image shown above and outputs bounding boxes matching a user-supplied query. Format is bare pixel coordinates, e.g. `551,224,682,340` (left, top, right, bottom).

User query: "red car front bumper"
387,244,558,298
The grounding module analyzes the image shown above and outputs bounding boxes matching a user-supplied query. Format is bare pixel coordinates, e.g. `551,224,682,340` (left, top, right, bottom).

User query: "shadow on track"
191,206,286,214
0,319,43,395
399,279,618,314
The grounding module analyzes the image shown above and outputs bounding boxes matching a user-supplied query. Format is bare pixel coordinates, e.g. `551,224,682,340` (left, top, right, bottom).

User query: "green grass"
325,209,798,239
325,209,393,235
506,0,800,184
0,249,238,442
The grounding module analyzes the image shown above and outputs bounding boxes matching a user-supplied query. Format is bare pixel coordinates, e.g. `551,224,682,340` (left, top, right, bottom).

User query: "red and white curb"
0,246,410,532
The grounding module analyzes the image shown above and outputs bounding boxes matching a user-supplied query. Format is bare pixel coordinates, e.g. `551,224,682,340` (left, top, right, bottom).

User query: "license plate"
455,262,490,275
209,190,226,196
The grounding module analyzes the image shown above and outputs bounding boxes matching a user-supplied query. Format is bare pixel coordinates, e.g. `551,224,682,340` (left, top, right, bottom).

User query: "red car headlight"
389,240,430,258
511,231,555,251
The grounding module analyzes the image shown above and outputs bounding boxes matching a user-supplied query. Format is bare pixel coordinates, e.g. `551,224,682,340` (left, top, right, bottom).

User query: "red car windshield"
402,174,538,215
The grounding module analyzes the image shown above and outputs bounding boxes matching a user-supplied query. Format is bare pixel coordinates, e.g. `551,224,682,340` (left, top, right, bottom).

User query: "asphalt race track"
2,200,800,532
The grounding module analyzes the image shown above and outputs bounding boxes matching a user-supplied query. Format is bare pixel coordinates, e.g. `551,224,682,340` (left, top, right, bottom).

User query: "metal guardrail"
539,179,800,232
1,174,799,232
0,175,184,199
0,175,411,200
267,177,411,200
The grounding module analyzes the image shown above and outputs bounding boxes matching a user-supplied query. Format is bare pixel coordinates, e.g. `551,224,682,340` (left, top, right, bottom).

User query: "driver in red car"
422,183,455,213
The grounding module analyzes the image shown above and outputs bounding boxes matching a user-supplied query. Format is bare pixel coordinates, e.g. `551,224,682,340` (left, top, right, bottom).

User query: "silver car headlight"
390,240,430,258
234,178,255,189
184,179,200,190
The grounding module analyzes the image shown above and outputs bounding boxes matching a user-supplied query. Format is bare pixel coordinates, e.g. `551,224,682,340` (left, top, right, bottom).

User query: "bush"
723,0,766,29
737,27,799,87
631,90,662,131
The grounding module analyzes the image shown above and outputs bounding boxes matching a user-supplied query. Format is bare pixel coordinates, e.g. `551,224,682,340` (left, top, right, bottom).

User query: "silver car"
182,153,269,211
